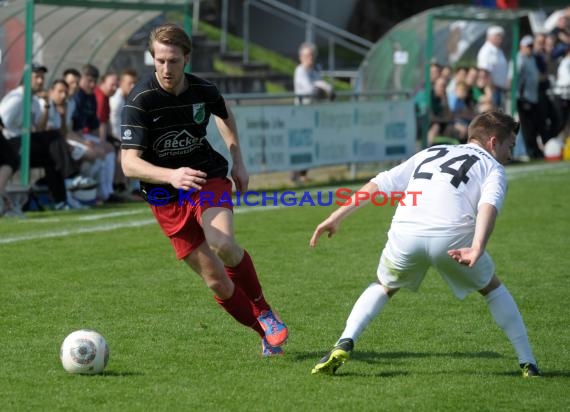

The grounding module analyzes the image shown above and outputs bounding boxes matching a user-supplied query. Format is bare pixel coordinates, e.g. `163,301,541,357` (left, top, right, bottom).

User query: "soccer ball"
60,329,109,374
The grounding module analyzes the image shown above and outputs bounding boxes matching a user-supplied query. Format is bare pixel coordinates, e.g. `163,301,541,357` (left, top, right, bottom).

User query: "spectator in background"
43,79,105,166
446,66,467,104
472,68,494,108
427,76,452,146
110,68,139,197
109,68,138,139
550,14,570,58
94,72,124,201
0,64,79,210
477,26,509,109
516,35,542,160
294,42,334,105
533,34,556,145
429,62,442,85
0,117,20,217
293,42,334,184
440,65,453,84
73,64,117,203
448,81,475,143
464,66,479,108
94,72,119,140
555,45,570,137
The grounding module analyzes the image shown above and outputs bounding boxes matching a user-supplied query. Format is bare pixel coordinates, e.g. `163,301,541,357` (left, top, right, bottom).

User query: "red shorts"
150,177,233,259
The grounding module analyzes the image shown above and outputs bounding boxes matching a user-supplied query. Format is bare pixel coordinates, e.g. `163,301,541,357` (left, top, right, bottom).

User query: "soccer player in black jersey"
120,24,287,357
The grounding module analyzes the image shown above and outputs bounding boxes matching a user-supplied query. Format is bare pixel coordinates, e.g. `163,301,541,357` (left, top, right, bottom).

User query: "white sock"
485,284,536,365
338,282,390,344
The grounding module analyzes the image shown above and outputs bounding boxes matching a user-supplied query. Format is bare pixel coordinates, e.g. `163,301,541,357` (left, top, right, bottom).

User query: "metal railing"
225,90,413,105
238,0,374,72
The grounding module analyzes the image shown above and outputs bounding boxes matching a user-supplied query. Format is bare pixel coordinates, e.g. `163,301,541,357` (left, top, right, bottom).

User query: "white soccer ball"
60,329,109,375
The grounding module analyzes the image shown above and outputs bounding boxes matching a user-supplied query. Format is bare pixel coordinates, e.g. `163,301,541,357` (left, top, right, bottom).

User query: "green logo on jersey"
193,103,205,124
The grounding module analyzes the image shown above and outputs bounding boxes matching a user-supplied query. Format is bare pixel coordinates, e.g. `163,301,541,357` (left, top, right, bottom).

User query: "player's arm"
214,102,248,193
121,148,206,191
448,202,497,267
309,181,378,247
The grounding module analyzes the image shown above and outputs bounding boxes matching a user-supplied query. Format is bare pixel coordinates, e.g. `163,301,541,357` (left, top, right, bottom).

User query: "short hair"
120,68,138,78
50,79,69,90
81,64,99,80
148,23,192,57
62,68,80,78
100,71,117,83
299,42,317,57
468,110,519,145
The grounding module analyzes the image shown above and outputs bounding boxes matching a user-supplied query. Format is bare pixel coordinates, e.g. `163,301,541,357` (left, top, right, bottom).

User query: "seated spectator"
0,63,79,210
42,79,105,168
446,66,467,104
464,66,479,108
448,81,475,143
0,117,20,217
109,68,139,195
428,77,453,146
472,68,494,108
94,71,125,201
73,64,117,203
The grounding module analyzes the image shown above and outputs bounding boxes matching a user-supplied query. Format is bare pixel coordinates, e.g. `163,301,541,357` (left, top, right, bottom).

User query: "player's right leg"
312,282,396,375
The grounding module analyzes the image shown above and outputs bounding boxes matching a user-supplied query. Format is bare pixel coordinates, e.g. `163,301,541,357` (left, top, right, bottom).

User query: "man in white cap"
477,25,509,109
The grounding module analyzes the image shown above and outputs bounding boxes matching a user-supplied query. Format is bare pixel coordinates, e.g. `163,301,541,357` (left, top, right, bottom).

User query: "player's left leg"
201,206,288,348
479,275,541,377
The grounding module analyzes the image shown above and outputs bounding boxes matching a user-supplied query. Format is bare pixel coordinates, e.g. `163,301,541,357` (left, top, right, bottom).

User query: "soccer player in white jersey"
310,110,541,378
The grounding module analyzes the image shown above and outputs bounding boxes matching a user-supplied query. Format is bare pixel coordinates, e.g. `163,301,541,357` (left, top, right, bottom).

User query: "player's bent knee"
208,240,242,266
478,274,502,296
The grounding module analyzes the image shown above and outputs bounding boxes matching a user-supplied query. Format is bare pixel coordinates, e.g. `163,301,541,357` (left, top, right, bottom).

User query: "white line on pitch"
0,204,288,245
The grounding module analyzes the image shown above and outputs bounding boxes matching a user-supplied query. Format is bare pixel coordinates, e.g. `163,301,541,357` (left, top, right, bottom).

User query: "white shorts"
377,229,495,300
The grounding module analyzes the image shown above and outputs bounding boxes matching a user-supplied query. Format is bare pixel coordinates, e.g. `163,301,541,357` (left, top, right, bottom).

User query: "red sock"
214,286,264,338
225,250,271,317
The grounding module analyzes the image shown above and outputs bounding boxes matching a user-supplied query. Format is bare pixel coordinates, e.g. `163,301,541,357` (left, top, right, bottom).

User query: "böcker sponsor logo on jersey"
153,130,204,157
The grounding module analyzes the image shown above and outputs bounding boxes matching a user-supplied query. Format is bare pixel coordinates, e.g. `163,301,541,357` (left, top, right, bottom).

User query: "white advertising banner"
206,100,416,174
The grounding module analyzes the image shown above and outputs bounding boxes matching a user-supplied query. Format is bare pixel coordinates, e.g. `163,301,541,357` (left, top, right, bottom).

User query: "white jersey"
477,41,508,89
371,143,506,236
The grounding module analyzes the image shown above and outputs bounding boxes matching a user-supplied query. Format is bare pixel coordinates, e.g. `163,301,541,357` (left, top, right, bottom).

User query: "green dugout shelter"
357,5,535,147
0,0,196,186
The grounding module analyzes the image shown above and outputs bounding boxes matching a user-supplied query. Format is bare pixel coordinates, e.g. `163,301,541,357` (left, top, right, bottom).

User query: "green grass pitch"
0,163,568,411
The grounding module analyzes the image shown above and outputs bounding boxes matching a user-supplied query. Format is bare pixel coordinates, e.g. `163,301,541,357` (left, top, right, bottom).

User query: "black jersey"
121,72,229,203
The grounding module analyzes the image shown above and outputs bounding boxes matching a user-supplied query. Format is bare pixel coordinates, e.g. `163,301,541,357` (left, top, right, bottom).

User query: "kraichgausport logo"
146,188,422,207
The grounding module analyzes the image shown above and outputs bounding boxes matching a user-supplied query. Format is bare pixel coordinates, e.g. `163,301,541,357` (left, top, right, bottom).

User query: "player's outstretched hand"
170,167,207,191
447,247,482,268
310,217,340,248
